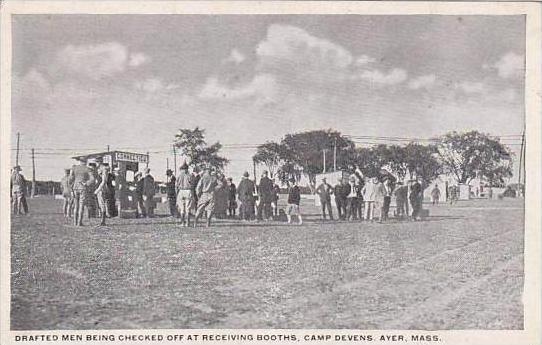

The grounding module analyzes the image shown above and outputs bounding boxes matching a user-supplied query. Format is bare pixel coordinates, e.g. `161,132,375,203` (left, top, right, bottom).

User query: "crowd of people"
312,167,427,223
11,158,451,227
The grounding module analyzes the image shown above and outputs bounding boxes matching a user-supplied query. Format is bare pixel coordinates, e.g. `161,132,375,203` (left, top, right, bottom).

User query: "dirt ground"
10,197,524,330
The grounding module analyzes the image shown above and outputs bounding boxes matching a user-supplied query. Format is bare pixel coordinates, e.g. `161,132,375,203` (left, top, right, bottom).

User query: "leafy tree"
252,141,283,178
173,127,229,171
404,143,443,187
437,131,512,185
280,129,355,185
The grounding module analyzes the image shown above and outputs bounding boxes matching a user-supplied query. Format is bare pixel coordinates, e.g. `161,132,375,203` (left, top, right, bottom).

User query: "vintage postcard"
1,1,540,345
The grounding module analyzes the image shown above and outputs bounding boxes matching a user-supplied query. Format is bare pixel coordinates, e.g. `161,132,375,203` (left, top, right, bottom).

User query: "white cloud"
458,81,486,94
134,78,164,93
355,55,376,66
256,24,353,69
55,42,148,80
198,74,277,102
490,52,524,79
357,68,408,86
128,52,150,67
223,49,245,64
408,74,436,90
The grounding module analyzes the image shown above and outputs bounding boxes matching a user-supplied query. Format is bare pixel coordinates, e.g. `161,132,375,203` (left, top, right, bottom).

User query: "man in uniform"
334,178,347,220
194,167,218,227
69,157,95,226
87,163,99,218
176,163,192,226
94,164,111,226
60,168,74,218
114,167,129,216
11,166,27,215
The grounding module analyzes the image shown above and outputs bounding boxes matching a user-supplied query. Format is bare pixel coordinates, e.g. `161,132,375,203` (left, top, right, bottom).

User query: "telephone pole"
322,149,327,173
333,137,337,172
518,129,525,196
166,157,169,171
16,132,20,166
146,151,150,169
173,146,177,173
31,148,36,198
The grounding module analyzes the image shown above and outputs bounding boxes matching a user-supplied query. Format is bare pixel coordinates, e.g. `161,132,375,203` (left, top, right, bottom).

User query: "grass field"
10,196,524,330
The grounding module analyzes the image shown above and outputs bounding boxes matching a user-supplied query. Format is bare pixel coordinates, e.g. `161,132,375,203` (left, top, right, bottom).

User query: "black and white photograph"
1,1,541,344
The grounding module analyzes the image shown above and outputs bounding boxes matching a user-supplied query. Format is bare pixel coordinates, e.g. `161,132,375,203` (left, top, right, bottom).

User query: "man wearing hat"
165,169,177,217
286,178,303,225
226,177,237,218
257,171,274,221
87,162,99,218
133,171,146,218
11,165,27,215
69,157,95,226
94,164,111,226
237,171,256,221
142,168,156,217
60,168,74,218
409,178,423,221
193,167,218,227
176,163,192,226
315,177,334,220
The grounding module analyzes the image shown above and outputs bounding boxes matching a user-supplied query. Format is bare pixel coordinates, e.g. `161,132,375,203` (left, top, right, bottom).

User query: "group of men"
59,157,157,226
314,167,426,222
165,165,283,228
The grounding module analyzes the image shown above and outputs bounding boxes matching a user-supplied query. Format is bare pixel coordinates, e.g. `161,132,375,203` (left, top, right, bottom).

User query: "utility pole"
146,151,150,169
173,146,177,174
107,145,110,152
16,132,20,166
322,149,328,173
253,159,257,182
166,157,169,171
31,148,36,198
518,129,525,196
333,137,337,172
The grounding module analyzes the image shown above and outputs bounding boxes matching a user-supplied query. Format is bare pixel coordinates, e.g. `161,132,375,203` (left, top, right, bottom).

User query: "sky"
11,14,525,182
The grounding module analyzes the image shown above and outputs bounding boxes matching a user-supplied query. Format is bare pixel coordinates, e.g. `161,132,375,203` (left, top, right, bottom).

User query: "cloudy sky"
11,15,525,181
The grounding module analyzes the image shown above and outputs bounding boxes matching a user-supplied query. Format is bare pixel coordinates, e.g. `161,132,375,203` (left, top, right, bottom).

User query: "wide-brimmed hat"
13,165,21,171
166,169,173,174
243,171,249,177
180,162,189,170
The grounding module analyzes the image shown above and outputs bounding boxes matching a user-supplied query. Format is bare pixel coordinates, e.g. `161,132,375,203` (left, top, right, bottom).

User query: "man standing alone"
315,177,334,220
11,166,27,216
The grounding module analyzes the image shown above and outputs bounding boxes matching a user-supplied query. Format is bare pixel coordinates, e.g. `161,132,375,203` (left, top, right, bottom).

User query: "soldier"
237,171,256,221
69,157,95,226
394,181,408,219
11,166,27,216
194,167,219,227
60,168,74,218
176,163,192,226
87,163,99,218
94,164,111,226
286,178,303,225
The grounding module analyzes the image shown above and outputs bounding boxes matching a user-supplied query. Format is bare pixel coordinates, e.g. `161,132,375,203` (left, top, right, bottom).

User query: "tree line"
173,128,513,189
